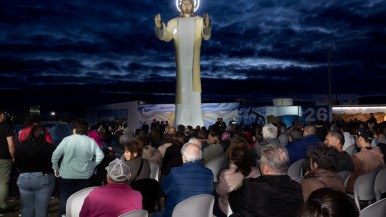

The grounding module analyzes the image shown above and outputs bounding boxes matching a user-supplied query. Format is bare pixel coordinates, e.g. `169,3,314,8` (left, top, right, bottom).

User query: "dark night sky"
1,0,386,114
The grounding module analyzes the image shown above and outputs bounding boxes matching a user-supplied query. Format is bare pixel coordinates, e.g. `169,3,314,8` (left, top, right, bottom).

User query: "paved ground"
3,197,59,217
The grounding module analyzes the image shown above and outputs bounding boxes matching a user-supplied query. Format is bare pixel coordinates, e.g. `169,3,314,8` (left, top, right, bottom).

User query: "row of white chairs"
66,188,214,217
291,167,386,214
349,168,386,211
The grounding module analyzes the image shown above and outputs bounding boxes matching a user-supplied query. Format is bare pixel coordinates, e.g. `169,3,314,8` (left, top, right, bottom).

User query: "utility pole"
327,46,332,105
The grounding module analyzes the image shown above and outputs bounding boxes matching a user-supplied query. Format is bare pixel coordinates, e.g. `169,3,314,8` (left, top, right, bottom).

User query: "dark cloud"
0,0,386,113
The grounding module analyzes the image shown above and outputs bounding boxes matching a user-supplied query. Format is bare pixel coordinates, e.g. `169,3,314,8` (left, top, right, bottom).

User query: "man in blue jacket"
161,142,213,217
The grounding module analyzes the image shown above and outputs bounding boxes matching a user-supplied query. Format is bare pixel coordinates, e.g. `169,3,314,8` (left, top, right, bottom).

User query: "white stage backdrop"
138,103,239,127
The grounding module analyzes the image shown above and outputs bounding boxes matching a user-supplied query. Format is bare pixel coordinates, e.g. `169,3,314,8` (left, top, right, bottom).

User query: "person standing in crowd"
15,125,55,217
0,109,15,215
51,119,104,217
49,115,72,146
80,158,142,217
19,114,53,144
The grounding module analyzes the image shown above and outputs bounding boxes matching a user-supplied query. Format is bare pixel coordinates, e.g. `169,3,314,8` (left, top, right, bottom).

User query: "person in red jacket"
19,114,52,144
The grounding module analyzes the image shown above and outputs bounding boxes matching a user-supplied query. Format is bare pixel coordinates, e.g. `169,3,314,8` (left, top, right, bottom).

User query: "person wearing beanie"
80,158,142,217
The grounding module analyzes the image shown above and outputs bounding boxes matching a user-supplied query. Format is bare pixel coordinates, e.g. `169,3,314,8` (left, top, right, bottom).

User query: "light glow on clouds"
0,0,385,107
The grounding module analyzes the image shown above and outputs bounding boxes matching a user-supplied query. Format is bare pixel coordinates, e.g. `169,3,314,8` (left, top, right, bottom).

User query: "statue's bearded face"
181,0,194,16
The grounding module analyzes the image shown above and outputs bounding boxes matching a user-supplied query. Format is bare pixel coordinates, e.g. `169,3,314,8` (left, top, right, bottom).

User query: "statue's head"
178,0,195,17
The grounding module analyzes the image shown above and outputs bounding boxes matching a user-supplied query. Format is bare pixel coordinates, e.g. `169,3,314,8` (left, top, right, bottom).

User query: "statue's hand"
155,13,162,29
203,13,210,28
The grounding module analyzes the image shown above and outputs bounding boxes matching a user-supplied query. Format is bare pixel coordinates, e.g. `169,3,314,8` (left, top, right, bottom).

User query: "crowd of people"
0,107,385,217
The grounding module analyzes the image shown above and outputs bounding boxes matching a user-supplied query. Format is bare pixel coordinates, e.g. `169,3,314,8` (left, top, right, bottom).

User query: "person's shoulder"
195,16,203,21
142,158,151,166
249,167,261,178
244,175,264,183
168,18,178,25
340,151,351,158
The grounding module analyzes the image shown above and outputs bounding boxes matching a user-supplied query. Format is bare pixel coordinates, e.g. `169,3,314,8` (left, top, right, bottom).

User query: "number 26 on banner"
302,106,330,124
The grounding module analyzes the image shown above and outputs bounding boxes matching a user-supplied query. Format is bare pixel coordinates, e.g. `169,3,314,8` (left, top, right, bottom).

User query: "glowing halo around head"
176,0,200,12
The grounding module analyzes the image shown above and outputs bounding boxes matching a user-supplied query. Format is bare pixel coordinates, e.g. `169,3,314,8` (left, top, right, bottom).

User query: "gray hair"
188,137,202,149
329,131,345,146
181,143,202,162
260,143,289,175
263,123,278,139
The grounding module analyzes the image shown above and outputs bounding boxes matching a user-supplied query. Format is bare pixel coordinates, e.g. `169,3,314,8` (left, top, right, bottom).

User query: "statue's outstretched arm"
155,13,173,42
202,13,211,40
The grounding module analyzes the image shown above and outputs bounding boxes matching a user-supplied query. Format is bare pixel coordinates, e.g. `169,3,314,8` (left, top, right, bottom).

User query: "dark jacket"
162,161,214,217
286,139,306,166
337,151,355,172
229,175,303,217
301,134,322,148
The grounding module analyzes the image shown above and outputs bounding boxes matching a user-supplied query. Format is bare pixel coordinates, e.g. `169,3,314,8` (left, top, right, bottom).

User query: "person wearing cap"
160,142,213,217
79,158,142,217
346,129,385,193
0,109,15,215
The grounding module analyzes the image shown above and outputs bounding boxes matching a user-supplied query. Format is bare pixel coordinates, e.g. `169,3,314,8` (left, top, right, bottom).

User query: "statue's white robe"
156,16,211,127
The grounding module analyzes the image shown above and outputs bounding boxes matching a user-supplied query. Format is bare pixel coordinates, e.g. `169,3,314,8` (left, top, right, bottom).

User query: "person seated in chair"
228,143,303,217
346,129,385,194
161,143,214,217
301,145,346,201
80,158,142,217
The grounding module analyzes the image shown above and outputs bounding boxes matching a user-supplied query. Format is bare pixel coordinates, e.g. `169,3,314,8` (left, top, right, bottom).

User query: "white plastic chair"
65,186,98,217
374,168,386,201
171,194,214,217
149,162,160,181
343,144,357,156
353,168,382,210
205,156,225,182
118,210,148,217
227,203,233,217
292,176,304,184
287,159,305,179
338,171,352,187
359,198,386,217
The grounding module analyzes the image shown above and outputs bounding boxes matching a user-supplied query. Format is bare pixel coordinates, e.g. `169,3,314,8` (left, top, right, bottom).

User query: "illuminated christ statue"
155,0,211,127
